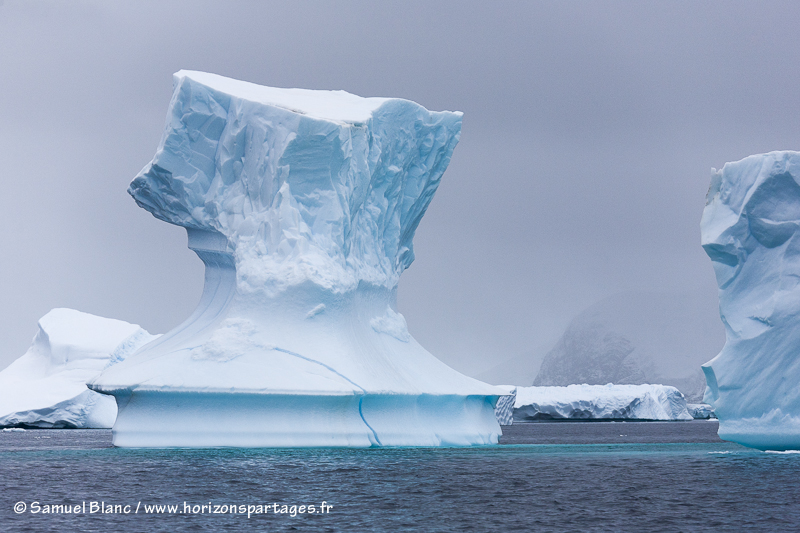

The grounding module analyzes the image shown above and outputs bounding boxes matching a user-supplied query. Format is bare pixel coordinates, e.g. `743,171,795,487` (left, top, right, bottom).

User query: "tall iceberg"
88,71,504,447
702,151,800,450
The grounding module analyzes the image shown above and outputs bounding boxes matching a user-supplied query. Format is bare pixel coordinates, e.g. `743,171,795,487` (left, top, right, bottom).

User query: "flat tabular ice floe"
513,384,692,421
88,71,504,447
0,309,156,428
702,151,800,450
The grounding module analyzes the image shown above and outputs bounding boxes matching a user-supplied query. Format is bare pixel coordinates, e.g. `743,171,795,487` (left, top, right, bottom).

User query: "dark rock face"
534,324,647,387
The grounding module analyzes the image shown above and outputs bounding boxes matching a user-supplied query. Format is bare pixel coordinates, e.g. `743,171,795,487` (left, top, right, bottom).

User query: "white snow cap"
175,70,391,124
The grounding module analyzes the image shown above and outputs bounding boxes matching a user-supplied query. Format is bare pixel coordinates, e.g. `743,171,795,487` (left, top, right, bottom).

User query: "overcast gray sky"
1,1,797,375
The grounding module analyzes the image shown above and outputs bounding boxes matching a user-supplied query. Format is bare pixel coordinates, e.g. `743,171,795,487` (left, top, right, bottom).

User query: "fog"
2,1,799,376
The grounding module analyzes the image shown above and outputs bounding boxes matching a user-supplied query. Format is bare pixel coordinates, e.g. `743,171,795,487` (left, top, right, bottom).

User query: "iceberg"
513,384,693,421
687,403,716,420
701,151,800,450
0,309,156,428
88,71,504,447
494,386,516,426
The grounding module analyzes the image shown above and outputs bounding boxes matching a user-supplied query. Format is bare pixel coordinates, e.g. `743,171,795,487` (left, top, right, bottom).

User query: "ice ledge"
717,410,800,451
108,390,500,448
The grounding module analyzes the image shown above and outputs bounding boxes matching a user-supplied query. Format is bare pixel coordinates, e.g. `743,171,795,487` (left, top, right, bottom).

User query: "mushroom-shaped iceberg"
89,71,503,447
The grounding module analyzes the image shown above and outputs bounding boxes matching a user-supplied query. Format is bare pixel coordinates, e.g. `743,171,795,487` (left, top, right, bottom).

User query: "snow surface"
0,309,157,428
702,151,800,450
513,384,692,421
174,71,390,124
89,72,503,447
533,291,723,402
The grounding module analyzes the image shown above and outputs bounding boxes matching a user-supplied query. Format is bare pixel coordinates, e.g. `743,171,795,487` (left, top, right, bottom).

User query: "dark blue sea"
2,421,798,532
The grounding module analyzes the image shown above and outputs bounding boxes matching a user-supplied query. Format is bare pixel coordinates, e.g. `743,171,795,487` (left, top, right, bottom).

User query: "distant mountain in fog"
532,291,725,401
477,291,724,402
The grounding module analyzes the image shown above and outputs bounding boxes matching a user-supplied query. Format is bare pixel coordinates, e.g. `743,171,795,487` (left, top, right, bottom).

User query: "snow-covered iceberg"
513,384,693,421
88,71,504,447
0,309,156,428
702,151,800,450
687,403,716,420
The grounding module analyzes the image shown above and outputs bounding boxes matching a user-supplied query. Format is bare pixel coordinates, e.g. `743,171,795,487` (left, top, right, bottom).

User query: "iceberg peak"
128,71,463,296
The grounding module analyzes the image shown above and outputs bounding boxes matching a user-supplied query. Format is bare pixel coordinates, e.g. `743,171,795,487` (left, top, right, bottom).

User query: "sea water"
1,422,798,532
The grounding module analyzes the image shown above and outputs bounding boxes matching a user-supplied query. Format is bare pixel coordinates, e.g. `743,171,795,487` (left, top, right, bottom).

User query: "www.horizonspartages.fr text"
13,500,332,519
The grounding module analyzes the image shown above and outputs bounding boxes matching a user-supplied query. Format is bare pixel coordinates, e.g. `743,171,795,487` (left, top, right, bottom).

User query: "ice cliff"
702,151,800,450
88,71,504,447
494,386,516,426
514,384,692,421
0,309,156,428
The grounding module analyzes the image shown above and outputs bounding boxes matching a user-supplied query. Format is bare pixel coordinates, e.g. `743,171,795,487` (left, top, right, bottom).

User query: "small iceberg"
687,403,716,419
0,308,157,428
